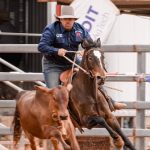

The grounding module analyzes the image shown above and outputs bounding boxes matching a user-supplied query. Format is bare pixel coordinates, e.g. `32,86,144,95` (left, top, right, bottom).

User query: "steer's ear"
66,83,73,91
34,85,49,93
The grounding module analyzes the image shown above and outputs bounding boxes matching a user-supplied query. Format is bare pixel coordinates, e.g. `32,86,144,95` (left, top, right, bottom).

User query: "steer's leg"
66,120,80,150
42,125,70,150
51,137,64,150
24,130,36,150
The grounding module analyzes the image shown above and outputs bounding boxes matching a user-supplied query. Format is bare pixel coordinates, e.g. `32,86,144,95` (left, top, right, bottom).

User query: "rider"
38,5,126,110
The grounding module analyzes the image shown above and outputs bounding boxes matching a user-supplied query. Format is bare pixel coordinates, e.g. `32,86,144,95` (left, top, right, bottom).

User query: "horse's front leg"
105,114,136,150
87,116,124,150
42,125,71,150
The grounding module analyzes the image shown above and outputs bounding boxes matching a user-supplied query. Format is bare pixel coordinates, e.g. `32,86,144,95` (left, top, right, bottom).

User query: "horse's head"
35,84,72,121
81,38,106,84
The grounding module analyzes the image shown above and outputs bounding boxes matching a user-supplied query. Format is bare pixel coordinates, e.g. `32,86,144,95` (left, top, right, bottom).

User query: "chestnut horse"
12,84,80,150
68,39,136,150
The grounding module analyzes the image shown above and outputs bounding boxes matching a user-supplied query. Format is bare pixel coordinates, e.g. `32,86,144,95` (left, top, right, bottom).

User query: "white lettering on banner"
82,5,98,32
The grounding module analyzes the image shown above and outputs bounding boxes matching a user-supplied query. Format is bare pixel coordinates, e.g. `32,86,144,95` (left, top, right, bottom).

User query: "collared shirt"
38,21,91,66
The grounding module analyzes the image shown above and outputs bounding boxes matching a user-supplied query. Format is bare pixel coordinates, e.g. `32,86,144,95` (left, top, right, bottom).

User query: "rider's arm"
38,25,59,55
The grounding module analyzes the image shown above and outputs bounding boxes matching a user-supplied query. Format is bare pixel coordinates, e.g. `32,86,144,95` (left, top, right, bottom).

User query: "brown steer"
12,84,80,150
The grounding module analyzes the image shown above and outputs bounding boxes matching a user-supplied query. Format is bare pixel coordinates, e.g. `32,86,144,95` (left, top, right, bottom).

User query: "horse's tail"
12,91,26,147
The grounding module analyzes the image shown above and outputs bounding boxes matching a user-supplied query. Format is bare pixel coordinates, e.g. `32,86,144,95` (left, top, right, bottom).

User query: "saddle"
60,68,78,85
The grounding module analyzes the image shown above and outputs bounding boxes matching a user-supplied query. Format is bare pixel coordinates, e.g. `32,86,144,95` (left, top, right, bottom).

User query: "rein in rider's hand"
58,48,67,56
58,49,84,57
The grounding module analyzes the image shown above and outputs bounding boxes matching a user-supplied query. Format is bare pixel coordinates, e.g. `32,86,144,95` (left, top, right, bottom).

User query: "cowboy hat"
56,5,78,19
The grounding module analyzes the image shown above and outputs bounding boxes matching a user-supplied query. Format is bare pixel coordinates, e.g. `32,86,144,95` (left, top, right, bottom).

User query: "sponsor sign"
71,0,120,43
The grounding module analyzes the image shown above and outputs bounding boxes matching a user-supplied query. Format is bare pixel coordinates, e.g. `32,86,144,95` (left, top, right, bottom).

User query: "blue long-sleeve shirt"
38,21,91,66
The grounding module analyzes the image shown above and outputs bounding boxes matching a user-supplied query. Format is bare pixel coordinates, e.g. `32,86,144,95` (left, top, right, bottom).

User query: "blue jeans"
42,56,72,88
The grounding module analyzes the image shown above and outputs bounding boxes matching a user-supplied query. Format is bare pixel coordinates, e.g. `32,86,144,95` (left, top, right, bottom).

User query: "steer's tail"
12,91,25,147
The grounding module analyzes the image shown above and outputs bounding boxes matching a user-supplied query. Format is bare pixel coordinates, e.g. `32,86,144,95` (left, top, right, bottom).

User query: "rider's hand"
58,48,67,57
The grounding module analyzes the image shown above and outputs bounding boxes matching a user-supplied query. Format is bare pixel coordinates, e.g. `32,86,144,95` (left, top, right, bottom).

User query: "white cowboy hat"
56,5,78,19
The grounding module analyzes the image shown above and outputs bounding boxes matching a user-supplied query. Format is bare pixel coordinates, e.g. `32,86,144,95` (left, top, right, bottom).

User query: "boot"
113,101,127,110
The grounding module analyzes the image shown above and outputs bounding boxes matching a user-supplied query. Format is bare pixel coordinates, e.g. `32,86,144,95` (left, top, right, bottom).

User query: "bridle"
84,48,104,78
64,48,105,80
64,49,105,116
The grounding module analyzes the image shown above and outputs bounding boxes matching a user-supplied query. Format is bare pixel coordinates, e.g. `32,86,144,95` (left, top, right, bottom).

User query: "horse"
12,84,80,150
67,38,136,150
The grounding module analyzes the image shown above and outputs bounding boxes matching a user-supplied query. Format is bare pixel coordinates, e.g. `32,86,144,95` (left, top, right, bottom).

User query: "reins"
64,51,122,92
63,51,89,75
70,52,77,83
64,51,102,115
63,50,105,85
64,49,102,77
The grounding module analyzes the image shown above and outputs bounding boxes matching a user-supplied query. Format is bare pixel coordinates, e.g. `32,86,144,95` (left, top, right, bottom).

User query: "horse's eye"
88,57,92,61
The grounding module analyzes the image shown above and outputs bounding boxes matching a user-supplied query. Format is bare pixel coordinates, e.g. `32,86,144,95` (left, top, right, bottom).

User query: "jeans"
42,56,72,88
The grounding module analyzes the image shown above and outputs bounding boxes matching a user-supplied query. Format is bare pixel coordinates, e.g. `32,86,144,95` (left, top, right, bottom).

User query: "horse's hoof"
113,136,124,149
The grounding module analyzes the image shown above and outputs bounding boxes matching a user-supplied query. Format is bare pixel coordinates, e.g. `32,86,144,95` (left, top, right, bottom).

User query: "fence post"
136,52,146,150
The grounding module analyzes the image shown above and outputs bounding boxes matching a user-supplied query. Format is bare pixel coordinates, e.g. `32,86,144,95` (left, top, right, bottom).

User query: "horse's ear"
81,39,89,49
96,38,101,48
34,85,49,93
